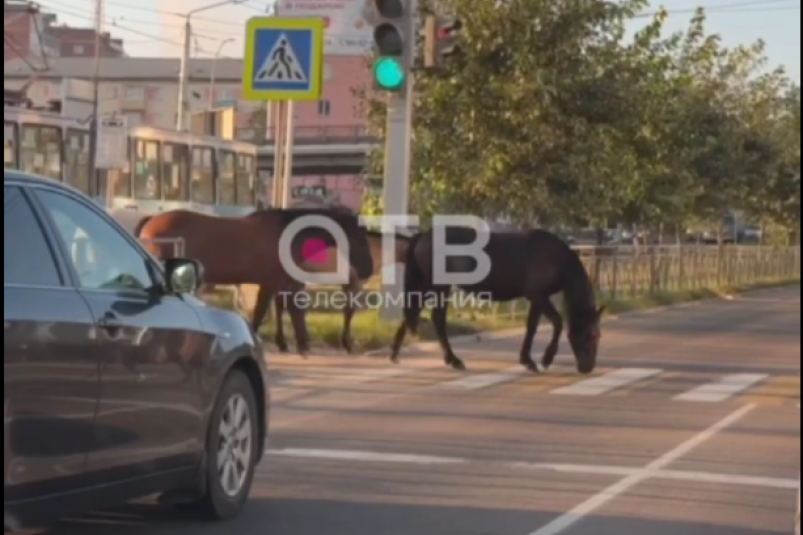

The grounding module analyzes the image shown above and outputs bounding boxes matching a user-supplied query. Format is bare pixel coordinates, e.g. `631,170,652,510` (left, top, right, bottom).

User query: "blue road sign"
242,17,324,101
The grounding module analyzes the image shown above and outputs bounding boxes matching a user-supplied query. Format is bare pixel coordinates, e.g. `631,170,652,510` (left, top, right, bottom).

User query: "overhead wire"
35,1,224,54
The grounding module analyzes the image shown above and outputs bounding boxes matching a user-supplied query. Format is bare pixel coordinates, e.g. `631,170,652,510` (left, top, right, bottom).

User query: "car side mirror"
163,258,203,295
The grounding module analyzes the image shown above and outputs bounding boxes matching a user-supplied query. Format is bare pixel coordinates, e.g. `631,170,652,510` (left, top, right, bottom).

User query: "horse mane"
365,229,413,242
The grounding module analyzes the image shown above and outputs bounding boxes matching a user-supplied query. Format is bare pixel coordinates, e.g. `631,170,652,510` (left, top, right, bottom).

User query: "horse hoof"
449,359,466,371
522,359,544,373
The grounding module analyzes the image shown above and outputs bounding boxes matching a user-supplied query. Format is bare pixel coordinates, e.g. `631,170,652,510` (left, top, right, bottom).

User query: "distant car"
4,170,270,531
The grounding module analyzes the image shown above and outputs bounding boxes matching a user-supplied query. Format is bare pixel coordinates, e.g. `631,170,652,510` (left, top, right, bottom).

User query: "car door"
3,185,100,505
31,186,210,483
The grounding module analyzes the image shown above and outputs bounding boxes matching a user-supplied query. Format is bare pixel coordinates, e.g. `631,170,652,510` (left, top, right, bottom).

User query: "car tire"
197,369,260,521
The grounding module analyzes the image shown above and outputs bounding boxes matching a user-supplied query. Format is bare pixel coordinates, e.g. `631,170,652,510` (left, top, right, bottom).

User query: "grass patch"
202,278,799,354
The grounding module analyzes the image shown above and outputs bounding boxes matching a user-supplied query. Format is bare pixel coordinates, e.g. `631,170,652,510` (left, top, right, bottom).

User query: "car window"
35,188,155,293
4,186,63,287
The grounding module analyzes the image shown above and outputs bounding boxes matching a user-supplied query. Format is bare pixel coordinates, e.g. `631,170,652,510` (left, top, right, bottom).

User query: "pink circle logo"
301,238,328,264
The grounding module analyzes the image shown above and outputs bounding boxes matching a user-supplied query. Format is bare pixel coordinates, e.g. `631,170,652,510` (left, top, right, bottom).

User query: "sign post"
243,16,324,208
94,114,128,208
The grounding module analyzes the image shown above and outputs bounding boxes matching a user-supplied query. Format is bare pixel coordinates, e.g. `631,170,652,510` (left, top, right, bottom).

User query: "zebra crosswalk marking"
267,358,795,405
438,366,531,390
674,373,770,403
550,368,664,397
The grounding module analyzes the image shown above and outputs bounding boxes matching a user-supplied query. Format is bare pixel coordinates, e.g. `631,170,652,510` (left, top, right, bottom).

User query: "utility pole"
366,0,417,322
176,17,192,131
88,0,103,197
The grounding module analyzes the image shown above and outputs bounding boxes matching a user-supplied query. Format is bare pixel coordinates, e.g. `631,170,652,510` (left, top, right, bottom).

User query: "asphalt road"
40,286,801,535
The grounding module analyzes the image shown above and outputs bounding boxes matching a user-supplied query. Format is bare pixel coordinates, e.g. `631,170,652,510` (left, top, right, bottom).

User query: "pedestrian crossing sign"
242,17,324,101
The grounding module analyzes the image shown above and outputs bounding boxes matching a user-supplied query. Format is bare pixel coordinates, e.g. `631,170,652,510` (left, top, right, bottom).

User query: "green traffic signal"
373,57,405,91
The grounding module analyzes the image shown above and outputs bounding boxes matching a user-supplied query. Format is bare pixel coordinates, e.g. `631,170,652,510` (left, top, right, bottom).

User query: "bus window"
217,150,236,205
191,147,215,204
65,129,91,195
4,122,17,169
162,142,189,201
133,139,160,200
20,124,62,181
235,154,255,206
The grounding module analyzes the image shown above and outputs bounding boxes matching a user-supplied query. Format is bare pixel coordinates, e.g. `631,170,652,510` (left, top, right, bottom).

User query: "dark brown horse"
390,226,605,373
270,230,411,353
135,208,375,355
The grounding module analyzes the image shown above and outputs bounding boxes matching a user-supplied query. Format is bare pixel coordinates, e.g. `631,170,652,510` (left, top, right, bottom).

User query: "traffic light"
367,0,410,91
423,14,462,68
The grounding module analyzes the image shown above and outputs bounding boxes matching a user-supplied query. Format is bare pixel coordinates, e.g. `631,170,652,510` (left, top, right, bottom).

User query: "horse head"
568,305,605,374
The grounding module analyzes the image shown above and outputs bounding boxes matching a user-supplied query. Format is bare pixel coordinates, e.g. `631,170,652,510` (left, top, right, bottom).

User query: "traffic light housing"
423,14,462,68
367,0,410,91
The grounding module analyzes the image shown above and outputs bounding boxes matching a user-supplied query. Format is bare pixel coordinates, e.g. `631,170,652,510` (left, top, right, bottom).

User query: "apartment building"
4,1,125,64
4,55,374,210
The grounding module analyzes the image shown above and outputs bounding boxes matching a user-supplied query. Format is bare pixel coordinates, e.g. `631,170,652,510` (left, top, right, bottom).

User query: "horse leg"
389,322,407,364
250,285,273,333
519,301,543,372
273,293,290,353
540,299,564,370
341,283,355,354
431,292,464,370
287,295,311,357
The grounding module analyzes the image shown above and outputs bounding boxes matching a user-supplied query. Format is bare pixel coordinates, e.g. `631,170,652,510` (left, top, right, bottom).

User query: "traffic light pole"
378,0,416,324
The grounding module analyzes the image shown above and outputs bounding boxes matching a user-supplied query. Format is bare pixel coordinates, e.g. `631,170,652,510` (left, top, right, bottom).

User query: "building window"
124,86,145,100
317,100,331,117
73,44,86,55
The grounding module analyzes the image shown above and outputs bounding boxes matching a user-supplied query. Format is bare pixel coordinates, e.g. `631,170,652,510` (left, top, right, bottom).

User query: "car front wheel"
199,369,259,520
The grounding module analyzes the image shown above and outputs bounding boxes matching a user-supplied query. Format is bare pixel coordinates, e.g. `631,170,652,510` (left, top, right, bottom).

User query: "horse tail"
133,215,152,238
402,233,426,334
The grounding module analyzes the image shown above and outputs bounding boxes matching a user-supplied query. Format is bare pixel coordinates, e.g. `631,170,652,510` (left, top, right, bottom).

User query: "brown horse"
135,208,375,355
270,230,412,353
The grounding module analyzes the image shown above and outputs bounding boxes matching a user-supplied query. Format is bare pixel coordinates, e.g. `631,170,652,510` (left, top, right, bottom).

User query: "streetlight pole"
208,38,234,110
88,0,103,197
175,0,246,131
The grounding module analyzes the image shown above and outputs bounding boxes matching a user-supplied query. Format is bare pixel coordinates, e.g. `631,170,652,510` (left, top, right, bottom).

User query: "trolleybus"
4,105,260,218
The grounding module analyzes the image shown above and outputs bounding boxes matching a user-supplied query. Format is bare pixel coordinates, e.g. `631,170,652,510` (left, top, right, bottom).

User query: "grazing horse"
135,208,375,355
389,226,605,373
271,229,412,354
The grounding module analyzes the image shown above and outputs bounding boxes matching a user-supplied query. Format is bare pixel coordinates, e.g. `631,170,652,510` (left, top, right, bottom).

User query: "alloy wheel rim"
217,393,253,497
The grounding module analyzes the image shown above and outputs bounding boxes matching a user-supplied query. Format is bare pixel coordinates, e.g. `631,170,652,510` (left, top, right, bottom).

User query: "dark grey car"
3,170,270,531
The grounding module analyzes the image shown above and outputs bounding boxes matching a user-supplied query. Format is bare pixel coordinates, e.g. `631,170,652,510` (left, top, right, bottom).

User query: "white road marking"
512,463,799,489
274,359,442,387
265,433,797,493
268,448,466,465
438,366,529,390
526,403,757,535
549,368,663,396
674,373,770,403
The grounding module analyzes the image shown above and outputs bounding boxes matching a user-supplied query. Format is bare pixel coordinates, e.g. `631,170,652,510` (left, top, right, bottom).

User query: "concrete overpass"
255,125,379,175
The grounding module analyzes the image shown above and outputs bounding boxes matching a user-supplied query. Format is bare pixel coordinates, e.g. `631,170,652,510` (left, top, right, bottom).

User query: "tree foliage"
359,0,801,237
